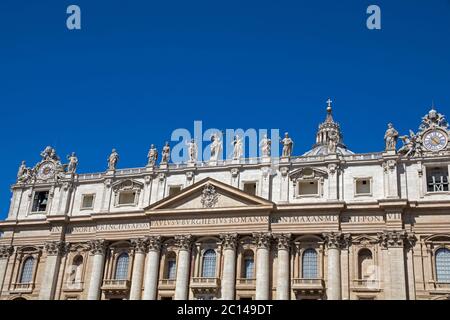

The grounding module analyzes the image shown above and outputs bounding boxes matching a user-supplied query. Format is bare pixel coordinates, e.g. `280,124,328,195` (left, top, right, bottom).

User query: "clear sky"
0,0,450,218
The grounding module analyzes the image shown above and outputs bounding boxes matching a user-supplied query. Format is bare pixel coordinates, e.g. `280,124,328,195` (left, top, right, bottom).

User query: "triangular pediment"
145,177,274,212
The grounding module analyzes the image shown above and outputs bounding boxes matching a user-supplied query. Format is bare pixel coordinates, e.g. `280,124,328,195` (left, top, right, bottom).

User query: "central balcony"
236,278,256,290
351,279,381,292
190,277,221,294
63,281,84,292
291,278,325,295
158,279,176,290
101,279,130,295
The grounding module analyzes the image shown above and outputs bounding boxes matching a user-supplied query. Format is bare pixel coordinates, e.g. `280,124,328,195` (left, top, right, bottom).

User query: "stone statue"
259,134,271,157
281,132,293,157
108,149,119,171
210,133,222,161
384,123,399,151
161,141,170,164
147,144,158,166
187,139,198,163
328,131,338,154
67,152,78,173
399,130,423,157
233,135,243,160
40,146,60,161
17,161,27,179
17,161,33,183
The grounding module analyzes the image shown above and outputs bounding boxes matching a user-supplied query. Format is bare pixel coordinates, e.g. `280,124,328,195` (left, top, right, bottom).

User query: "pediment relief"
112,179,143,192
145,178,274,212
289,167,328,181
352,235,379,245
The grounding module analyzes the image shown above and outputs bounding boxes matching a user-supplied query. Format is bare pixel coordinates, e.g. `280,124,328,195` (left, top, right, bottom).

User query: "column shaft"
276,248,290,300
255,247,270,300
174,249,191,300
142,249,161,300
221,248,236,300
129,252,146,300
327,248,341,300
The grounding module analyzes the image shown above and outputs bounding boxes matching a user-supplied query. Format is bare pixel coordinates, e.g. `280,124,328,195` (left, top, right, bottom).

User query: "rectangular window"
32,191,49,212
355,178,371,195
81,194,95,209
298,180,319,196
427,166,449,192
118,191,136,205
243,182,257,196
169,186,182,197
167,260,177,280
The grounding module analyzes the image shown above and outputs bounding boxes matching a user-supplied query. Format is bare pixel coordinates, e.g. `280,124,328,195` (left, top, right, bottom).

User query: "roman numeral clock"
423,129,448,152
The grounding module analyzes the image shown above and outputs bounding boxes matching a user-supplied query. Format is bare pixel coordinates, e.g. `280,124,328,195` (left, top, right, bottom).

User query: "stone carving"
220,233,238,250
0,245,14,259
147,236,162,251
232,135,243,160
161,142,170,164
88,239,107,255
187,139,198,163
398,130,423,158
328,130,338,154
147,144,158,166
200,183,219,208
210,133,222,162
383,159,397,173
274,233,291,250
67,152,78,173
384,123,399,151
259,135,271,157
230,168,239,178
44,240,66,256
108,149,119,171
174,234,192,251
252,232,272,249
281,132,293,157
419,107,448,131
131,238,148,253
41,146,60,162
185,171,194,181
17,161,34,183
378,230,406,248
323,232,345,249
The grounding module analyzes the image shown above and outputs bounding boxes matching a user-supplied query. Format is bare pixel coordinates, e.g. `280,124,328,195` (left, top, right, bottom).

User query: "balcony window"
166,252,177,280
427,167,449,192
114,253,129,280
20,257,34,284
118,192,136,205
243,251,254,279
31,191,49,212
436,248,450,283
201,249,216,278
298,180,319,196
302,249,318,279
358,249,373,279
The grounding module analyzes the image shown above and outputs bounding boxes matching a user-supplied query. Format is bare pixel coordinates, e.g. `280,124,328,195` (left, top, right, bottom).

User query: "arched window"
243,251,254,279
20,257,34,284
202,249,216,278
436,248,450,283
166,252,177,279
302,249,318,279
70,255,83,284
358,249,373,279
114,253,129,280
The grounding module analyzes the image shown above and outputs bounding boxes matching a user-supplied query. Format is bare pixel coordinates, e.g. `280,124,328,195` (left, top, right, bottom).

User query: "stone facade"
1,105,450,300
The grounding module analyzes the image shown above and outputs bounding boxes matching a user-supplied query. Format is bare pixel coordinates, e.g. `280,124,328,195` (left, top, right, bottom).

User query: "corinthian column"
275,234,291,300
87,240,107,300
378,230,408,300
253,232,272,300
129,238,148,300
39,240,66,300
174,235,192,300
0,246,13,294
220,233,238,300
323,232,344,300
142,236,162,300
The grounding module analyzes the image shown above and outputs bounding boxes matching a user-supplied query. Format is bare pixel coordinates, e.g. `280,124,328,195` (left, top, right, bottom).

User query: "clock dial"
423,129,448,152
38,162,56,180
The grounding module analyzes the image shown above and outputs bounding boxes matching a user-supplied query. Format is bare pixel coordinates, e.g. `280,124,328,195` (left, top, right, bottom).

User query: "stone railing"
101,279,130,290
63,281,84,292
291,278,324,289
11,282,34,293
352,279,380,291
158,279,176,289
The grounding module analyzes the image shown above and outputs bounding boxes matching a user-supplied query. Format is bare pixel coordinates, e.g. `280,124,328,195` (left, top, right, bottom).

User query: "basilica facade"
1,103,450,300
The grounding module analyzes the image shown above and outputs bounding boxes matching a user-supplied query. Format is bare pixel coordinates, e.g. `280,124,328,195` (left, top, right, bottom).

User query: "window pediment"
289,167,328,182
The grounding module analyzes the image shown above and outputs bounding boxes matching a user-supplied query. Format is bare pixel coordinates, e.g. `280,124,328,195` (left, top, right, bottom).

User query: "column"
275,234,291,300
323,232,343,300
129,238,148,300
142,236,162,300
340,235,351,300
254,232,271,300
39,241,65,300
220,233,238,300
0,246,13,294
87,240,107,300
174,235,192,300
379,231,408,300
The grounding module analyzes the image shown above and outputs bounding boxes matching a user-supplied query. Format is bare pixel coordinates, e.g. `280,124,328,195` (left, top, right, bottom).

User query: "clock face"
423,129,448,152
38,162,56,180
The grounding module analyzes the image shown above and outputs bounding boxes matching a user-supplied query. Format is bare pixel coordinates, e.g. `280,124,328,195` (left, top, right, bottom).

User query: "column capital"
44,240,66,256
252,232,272,249
88,239,108,255
175,234,193,251
0,245,14,259
378,230,407,248
220,233,238,250
131,238,149,254
147,236,162,251
323,232,348,249
274,233,291,250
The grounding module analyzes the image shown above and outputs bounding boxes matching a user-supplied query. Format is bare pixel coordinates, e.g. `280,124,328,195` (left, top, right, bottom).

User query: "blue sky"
0,0,449,218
